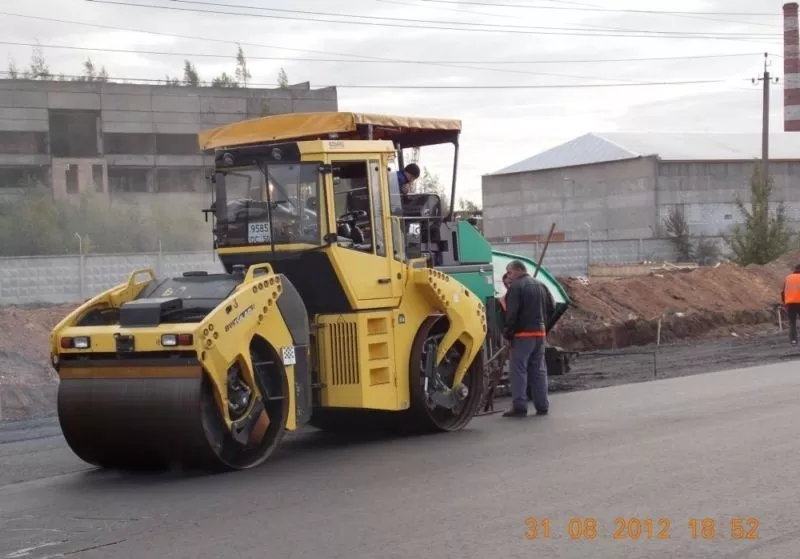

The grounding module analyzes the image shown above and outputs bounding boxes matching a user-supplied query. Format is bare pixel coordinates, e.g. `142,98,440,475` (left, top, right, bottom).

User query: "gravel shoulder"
550,330,800,393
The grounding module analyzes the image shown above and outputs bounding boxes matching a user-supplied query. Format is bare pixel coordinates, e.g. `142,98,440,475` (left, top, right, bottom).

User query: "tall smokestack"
784,3,800,130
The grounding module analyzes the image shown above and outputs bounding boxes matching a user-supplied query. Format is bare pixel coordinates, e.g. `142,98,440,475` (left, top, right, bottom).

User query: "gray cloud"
0,0,788,201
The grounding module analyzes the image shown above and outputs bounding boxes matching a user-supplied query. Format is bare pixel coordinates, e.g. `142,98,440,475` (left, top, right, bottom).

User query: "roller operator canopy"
198,111,462,151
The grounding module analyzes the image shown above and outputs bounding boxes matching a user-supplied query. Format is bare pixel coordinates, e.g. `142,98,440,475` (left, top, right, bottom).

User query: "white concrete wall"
656,161,800,236
0,250,223,304
482,157,800,242
0,238,686,304
481,157,659,242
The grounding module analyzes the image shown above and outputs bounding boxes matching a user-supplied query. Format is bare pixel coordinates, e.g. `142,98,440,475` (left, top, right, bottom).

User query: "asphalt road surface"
2,362,800,559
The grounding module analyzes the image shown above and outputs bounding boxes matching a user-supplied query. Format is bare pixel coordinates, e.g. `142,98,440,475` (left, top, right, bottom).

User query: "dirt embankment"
549,251,800,351
0,304,75,421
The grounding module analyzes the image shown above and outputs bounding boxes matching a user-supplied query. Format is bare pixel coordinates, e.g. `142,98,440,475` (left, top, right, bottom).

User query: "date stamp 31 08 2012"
524,517,760,541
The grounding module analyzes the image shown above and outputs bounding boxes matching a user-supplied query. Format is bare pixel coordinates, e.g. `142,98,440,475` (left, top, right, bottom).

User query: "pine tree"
725,161,791,265
183,60,199,86
235,45,251,87
277,67,288,88
662,204,693,261
28,42,51,80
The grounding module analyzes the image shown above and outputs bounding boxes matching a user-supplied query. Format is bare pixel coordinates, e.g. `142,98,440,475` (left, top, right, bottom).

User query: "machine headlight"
73,336,91,349
60,336,91,349
161,334,177,346
161,334,194,347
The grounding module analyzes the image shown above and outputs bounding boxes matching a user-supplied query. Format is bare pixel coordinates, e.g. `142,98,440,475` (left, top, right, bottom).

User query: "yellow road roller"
48,112,518,471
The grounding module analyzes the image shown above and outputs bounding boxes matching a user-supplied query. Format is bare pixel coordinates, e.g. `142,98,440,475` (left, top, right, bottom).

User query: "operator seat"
336,216,368,247
337,222,352,239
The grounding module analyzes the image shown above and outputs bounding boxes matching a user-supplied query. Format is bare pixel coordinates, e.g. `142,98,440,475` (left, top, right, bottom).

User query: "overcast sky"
0,0,788,204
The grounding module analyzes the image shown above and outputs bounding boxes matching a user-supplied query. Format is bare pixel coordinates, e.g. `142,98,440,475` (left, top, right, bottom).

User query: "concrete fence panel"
0,237,713,304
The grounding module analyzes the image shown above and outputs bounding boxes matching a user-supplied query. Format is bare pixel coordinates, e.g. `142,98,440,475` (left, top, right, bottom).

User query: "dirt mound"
549,252,800,351
0,304,75,420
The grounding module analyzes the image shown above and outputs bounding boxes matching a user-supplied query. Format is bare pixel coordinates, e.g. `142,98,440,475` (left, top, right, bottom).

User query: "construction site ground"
2,250,800,421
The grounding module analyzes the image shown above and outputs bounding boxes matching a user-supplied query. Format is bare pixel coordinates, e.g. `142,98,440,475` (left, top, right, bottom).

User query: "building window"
0,166,49,188
155,134,200,155
155,168,203,192
108,168,149,193
0,131,48,155
48,109,100,157
103,133,155,155
65,164,79,194
92,164,104,193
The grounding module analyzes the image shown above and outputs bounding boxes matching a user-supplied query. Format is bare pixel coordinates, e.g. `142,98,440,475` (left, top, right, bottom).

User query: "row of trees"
6,42,290,88
663,162,795,267
414,166,481,216
0,182,209,256
0,168,480,256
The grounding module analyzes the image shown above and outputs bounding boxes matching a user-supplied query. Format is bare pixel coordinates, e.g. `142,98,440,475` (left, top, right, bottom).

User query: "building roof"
488,132,800,175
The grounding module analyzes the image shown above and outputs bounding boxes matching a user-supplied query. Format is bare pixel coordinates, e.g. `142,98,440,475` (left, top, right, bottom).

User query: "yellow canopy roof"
198,111,462,150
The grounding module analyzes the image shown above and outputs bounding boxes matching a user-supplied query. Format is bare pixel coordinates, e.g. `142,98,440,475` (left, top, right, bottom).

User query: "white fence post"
586,237,592,275
78,252,86,300
157,239,164,276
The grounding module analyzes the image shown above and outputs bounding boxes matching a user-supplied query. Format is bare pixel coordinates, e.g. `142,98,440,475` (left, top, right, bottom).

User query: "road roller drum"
51,265,310,471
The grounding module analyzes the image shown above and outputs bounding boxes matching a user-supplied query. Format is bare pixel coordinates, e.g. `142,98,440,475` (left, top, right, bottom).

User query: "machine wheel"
308,317,483,436
56,339,290,472
406,316,484,432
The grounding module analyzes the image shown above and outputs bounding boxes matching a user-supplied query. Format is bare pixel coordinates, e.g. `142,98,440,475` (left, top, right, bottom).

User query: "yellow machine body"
50,111,488,471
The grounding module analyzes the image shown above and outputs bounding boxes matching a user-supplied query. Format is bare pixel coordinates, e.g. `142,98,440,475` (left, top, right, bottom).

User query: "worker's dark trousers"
788,303,800,342
508,336,549,412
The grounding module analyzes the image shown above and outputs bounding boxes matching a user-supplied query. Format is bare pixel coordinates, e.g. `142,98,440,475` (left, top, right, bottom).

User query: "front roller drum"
57,357,288,471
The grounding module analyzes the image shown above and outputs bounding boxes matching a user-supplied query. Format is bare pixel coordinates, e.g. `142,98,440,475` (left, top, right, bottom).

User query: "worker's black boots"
503,407,548,418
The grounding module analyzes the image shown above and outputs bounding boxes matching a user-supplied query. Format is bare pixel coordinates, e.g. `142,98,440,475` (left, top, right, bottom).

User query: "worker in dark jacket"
502,259,555,418
782,264,800,345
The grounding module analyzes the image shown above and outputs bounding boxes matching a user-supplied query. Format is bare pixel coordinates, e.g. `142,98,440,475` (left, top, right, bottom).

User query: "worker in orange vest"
782,264,800,346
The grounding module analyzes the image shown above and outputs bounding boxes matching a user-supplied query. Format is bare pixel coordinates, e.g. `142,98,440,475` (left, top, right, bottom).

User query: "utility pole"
753,52,780,183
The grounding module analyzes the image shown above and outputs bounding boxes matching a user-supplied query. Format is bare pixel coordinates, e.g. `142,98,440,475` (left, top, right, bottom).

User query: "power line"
83,0,780,42
383,0,781,30
0,40,771,67
1,14,772,90
0,71,740,89
0,42,671,86
416,0,779,17
170,0,776,38
0,12,660,87
1,10,778,78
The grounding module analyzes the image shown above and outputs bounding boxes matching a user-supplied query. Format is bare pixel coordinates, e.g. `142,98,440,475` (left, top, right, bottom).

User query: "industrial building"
0,78,338,205
481,132,800,243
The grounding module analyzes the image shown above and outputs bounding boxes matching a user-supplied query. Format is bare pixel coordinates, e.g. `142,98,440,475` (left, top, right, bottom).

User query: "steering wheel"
337,210,368,224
